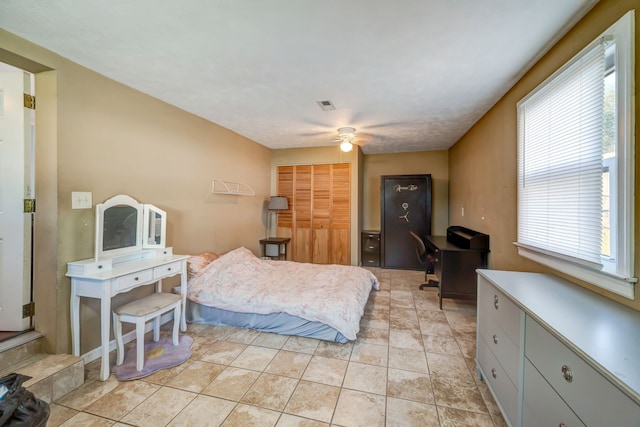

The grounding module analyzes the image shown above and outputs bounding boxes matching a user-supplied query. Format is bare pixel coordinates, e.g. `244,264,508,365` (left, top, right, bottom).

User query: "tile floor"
46,268,506,427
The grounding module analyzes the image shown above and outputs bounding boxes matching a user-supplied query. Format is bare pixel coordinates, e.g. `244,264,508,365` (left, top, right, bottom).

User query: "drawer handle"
134,277,139,281
491,368,497,379
493,294,499,310
561,365,573,383
167,267,172,271
492,334,498,344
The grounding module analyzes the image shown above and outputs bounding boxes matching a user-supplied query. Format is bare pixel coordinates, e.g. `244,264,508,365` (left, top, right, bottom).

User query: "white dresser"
476,269,640,427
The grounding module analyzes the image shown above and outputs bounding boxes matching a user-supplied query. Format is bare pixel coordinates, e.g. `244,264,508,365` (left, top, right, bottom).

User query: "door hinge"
22,302,35,318
24,199,36,213
24,93,36,109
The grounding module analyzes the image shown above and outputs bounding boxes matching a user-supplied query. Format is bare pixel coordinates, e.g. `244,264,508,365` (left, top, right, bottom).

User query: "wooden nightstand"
259,237,291,260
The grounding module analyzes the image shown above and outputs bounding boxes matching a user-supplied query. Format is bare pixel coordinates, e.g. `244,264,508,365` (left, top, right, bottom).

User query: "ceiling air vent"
316,100,336,111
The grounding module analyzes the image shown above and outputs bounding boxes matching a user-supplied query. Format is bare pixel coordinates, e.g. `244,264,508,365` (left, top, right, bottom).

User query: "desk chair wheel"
419,279,439,290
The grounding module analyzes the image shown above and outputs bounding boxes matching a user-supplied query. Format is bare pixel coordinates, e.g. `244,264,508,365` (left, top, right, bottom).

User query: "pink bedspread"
187,247,379,340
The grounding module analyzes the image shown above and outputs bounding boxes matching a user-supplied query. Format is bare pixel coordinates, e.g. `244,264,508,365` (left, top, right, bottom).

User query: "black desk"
424,233,489,309
259,237,291,260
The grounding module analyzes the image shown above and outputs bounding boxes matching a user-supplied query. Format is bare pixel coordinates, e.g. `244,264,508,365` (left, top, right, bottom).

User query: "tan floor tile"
423,334,463,356
282,336,320,354
253,332,289,349
419,320,454,337
241,373,298,411
416,309,448,323
343,362,386,395
388,347,428,373
357,328,389,346
142,358,189,385
265,350,312,378
301,356,347,386
386,396,439,427
332,388,386,427
350,341,388,366
438,406,495,427
390,307,419,321
360,313,390,330
387,368,434,404
84,380,160,420
200,341,247,365
389,330,424,351
167,394,236,426
221,403,280,427
167,360,226,392
58,412,115,426
477,380,508,425
187,336,216,360
225,328,261,344
389,316,421,333
55,377,120,410
427,352,474,381
201,366,260,401
47,403,78,426
230,346,278,371
414,297,441,311
120,386,196,426
284,380,340,423
314,340,353,360
431,375,489,414
276,413,329,426
454,332,477,358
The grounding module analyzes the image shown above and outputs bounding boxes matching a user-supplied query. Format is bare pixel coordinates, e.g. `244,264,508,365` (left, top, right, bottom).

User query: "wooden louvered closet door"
276,164,350,265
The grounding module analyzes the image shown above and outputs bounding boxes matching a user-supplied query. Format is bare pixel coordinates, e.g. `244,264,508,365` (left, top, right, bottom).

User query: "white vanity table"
66,195,188,381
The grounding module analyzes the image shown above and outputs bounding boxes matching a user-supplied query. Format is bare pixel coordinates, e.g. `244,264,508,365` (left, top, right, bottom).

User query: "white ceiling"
0,0,597,154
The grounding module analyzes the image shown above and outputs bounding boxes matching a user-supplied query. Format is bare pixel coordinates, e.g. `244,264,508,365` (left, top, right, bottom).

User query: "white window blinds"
517,41,605,266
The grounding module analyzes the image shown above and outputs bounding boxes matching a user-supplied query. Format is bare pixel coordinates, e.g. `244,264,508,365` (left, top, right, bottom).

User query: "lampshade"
340,141,353,152
268,196,289,210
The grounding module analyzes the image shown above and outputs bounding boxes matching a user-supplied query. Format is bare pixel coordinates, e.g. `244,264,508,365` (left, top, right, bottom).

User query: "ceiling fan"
335,127,370,152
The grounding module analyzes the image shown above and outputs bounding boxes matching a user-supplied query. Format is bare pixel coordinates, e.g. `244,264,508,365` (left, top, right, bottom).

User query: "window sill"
514,243,636,300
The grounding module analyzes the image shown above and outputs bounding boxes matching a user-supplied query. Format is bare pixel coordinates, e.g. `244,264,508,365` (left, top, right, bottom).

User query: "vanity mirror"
95,194,167,261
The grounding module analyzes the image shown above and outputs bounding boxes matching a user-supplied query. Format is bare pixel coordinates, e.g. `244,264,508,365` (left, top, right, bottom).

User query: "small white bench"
113,292,181,372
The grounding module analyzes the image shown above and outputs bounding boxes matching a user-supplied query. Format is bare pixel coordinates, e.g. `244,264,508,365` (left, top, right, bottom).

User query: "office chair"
409,231,439,290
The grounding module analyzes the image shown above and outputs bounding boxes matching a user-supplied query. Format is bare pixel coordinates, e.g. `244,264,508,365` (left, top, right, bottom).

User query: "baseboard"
81,312,175,364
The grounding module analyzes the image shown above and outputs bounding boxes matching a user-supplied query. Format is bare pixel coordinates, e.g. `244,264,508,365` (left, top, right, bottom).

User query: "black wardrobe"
380,174,432,270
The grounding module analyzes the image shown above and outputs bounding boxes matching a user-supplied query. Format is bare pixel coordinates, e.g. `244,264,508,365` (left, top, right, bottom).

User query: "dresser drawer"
477,333,519,426
115,269,153,292
522,358,585,427
478,277,521,345
525,316,640,426
153,261,182,279
361,253,380,267
477,309,520,384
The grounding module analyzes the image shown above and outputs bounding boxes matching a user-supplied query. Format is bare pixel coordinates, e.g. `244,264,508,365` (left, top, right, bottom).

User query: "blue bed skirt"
185,300,350,343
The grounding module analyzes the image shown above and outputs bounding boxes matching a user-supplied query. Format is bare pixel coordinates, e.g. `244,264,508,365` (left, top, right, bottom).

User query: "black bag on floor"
0,373,50,427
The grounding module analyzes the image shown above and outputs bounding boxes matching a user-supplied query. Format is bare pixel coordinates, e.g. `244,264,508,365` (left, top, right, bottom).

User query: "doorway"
0,61,35,339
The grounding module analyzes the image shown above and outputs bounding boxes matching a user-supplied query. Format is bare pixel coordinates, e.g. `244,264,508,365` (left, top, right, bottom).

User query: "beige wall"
1,30,272,354
449,0,640,310
270,146,361,264
362,151,449,235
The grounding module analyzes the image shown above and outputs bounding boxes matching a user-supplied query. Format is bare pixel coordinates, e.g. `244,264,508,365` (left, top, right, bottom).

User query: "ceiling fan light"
340,141,353,152
337,127,356,138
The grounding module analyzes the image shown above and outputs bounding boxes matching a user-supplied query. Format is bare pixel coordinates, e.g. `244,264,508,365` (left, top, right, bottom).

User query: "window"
516,11,635,299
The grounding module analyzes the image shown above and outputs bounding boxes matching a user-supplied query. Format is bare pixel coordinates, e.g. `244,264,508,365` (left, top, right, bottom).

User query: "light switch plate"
72,191,92,209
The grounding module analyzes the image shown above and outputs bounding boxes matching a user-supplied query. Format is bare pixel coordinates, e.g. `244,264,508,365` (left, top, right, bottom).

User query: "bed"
184,247,379,343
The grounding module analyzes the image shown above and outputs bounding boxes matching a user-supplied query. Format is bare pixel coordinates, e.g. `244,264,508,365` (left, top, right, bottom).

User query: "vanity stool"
113,292,182,372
